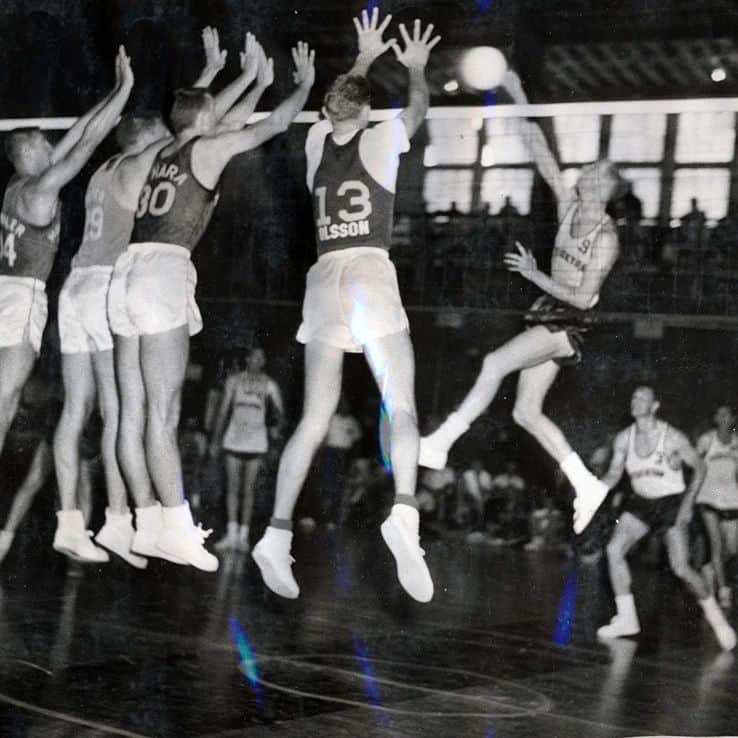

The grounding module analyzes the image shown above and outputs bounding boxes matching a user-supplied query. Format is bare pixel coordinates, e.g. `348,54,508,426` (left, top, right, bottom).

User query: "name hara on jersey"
152,162,188,186
318,219,371,242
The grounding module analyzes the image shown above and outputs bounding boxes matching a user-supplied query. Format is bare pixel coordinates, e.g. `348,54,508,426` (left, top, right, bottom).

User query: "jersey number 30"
315,181,373,226
137,181,177,219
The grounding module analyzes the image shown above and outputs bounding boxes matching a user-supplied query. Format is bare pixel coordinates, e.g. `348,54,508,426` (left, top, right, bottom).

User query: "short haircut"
635,385,658,402
4,127,41,163
323,74,371,122
115,113,165,149
169,88,213,133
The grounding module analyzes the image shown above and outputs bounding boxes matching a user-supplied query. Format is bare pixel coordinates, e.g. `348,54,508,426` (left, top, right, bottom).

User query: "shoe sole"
597,628,641,639
155,542,218,572
252,547,299,599
53,543,108,564
96,537,148,570
380,520,433,603
131,543,188,565
418,443,447,470
573,487,610,535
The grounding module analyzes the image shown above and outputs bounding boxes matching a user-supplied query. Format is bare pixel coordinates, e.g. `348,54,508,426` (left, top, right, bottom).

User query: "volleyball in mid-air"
459,46,508,90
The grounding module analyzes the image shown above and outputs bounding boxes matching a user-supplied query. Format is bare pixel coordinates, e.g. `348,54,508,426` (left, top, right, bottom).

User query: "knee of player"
481,352,504,379
669,556,691,581
512,403,540,429
605,539,626,560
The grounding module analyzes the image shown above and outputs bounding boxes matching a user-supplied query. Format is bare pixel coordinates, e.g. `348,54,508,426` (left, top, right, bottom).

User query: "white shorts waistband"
0,275,46,290
70,265,114,276
317,247,389,263
127,242,192,259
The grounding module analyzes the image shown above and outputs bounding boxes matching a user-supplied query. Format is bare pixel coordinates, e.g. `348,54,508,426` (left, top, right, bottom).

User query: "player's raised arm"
22,47,134,217
215,45,274,132
500,70,573,213
210,32,261,121
192,42,315,189
395,20,440,138
193,26,228,89
349,8,396,76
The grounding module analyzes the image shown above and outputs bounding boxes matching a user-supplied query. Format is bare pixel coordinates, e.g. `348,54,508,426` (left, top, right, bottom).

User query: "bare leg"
456,326,572,426
272,341,344,521
363,330,419,499
240,457,263,529
513,360,573,462
114,335,156,508
53,353,96,511
605,513,650,597
702,507,727,593
140,326,189,507
224,454,243,524
0,343,37,454
3,440,53,533
666,525,709,600
92,350,127,515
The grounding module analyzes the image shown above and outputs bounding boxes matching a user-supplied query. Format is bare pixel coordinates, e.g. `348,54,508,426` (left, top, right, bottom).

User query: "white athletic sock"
560,452,595,493
56,509,85,533
226,521,239,537
429,412,469,447
135,503,162,532
390,503,420,530
700,595,725,624
161,502,194,530
261,526,293,553
615,593,637,621
238,524,249,538
105,508,132,524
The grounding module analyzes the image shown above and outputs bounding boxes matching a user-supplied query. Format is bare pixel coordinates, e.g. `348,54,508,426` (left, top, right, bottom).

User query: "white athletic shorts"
0,275,48,353
296,247,409,353
58,266,114,354
108,243,203,338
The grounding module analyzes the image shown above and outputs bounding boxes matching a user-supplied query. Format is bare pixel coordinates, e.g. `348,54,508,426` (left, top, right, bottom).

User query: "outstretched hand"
202,26,228,75
292,41,316,87
115,45,134,90
353,7,396,61
392,19,440,69
503,241,538,279
256,46,275,89
240,32,261,77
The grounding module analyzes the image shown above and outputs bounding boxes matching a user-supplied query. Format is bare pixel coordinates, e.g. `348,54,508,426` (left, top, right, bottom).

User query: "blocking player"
108,39,315,571
252,11,440,603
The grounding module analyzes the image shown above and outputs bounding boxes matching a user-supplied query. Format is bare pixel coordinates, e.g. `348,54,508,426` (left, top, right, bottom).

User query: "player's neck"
577,195,606,222
635,416,659,433
331,119,364,137
716,427,733,444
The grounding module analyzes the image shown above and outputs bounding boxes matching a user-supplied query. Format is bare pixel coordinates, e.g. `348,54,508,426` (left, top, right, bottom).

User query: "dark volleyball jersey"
306,118,410,256
0,177,61,281
73,155,135,269
131,138,219,252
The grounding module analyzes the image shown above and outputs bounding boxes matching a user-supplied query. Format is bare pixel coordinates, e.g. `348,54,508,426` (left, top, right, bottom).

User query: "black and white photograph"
0,1,737,736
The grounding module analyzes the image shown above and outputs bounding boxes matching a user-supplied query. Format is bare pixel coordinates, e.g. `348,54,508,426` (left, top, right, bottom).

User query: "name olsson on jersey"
318,219,370,241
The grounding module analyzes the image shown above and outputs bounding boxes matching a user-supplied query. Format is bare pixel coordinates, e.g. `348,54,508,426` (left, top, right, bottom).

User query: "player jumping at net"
419,68,621,535
696,404,738,610
108,36,315,572
51,29,229,566
252,10,440,603
0,47,134,485
596,386,736,650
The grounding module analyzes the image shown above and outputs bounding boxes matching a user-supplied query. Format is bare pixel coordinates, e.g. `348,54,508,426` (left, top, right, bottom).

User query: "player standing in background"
210,348,284,552
52,28,229,566
420,68,621,535
696,405,738,609
109,38,315,571
0,47,134,489
252,10,440,603
596,387,735,650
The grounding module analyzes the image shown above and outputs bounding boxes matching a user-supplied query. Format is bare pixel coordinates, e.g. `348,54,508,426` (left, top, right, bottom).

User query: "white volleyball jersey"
697,430,738,509
625,421,685,499
551,203,612,307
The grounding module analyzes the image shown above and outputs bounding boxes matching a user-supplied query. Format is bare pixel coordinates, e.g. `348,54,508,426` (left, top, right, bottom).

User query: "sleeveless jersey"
312,130,395,256
73,155,135,269
0,177,61,281
625,421,685,499
222,373,270,454
131,138,219,252
551,203,612,306
698,431,738,508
